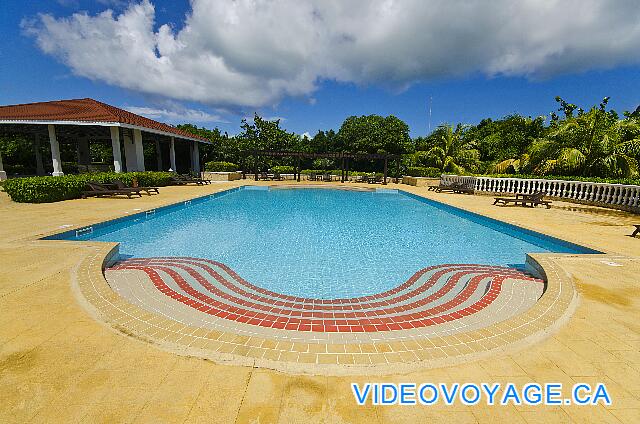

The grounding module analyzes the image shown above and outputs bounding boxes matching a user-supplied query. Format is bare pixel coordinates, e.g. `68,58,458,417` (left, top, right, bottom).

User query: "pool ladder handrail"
75,226,94,237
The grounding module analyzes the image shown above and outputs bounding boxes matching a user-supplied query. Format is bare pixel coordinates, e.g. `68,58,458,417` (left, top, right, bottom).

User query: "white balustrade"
440,174,640,213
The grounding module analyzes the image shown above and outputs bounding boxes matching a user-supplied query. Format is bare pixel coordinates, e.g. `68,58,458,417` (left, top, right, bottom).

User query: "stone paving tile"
1,182,639,423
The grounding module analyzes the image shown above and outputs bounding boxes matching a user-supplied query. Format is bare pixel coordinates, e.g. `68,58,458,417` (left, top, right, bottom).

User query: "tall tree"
337,115,411,154
529,97,640,177
466,114,547,163
424,124,480,173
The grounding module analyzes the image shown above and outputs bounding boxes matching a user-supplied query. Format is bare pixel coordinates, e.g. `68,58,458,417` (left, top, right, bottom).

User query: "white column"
169,137,176,171
48,124,64,177
133,129,145,172
0,151,6,181
110,127,123,173
34,134,45,176
123,131,136,171
191,141,200,174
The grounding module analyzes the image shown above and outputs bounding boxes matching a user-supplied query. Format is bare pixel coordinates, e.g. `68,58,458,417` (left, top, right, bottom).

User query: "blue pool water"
49,187,597,298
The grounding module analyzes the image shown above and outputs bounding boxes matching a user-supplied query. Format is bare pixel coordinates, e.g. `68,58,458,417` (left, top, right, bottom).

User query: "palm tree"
528,98,640,177
425,124,480,173
492,154,531,174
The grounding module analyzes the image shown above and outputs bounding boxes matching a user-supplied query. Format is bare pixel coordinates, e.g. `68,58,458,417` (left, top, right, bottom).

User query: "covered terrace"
0,98,209,180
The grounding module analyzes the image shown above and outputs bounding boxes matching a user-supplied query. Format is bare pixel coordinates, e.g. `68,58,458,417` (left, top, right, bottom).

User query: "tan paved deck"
1,181,639,423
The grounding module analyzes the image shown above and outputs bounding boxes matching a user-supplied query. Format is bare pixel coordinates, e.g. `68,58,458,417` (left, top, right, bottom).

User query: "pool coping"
70,241,583,376
53,183,612,376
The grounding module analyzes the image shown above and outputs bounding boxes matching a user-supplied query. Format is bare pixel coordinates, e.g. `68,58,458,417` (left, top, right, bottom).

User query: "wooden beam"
383,156,388,185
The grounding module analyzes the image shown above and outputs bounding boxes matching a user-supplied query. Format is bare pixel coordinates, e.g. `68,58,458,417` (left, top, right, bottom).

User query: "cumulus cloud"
23,0,640,108
124,104,230,124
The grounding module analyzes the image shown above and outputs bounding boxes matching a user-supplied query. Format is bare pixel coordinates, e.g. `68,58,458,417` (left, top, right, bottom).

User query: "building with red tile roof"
0,98,209,178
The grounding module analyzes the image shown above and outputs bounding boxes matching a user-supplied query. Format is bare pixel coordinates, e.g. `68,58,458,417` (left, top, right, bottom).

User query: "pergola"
244,150,399,184
0,98,209,180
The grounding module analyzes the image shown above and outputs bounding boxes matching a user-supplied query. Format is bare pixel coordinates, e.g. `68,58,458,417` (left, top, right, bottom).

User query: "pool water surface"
53,187,596,298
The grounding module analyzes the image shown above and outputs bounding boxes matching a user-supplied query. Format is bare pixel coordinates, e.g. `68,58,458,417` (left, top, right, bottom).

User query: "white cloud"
125,105,229,124
24,0,640,108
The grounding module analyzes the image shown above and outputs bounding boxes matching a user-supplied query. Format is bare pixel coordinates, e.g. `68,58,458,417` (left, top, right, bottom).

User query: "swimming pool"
49,186,597,299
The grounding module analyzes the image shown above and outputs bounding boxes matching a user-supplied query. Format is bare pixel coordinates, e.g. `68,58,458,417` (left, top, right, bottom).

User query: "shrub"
3,175,87,203
271,165,294,174
3,171,175,203
205,161,239,172
405,167,442,177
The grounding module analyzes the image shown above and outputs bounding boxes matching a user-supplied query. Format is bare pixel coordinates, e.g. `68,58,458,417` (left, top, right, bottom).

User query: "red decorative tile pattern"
110,257,543,333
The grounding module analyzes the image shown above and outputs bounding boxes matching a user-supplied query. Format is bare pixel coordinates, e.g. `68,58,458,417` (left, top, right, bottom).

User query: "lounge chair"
170,174,210,185
631,224,640,237
183,173,211,184
430,182,474,194
322,173,332,182
272,172,283,181
493,192,551,208
81,181,143,198
113,179,159,195
259,171,270,181
307,173,317,181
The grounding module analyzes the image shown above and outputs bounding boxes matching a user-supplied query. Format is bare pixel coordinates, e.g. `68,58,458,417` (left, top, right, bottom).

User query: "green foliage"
465,115,547,162
337,115,411,154
301,169,331,175
4,176,86,203
238,114,300,154
235,114,301,169
405,167,442,177
312,158,334,169
177,124,232,164
5,97,638,185
528,97,639,177
421,124,480,173
308,130,339,153
0,135,42,175
204,161,239,172
3,172,174,203
271,165,294,174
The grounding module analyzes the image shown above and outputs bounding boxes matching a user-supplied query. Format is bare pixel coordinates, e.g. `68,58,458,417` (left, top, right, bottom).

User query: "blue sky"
1,0,639,138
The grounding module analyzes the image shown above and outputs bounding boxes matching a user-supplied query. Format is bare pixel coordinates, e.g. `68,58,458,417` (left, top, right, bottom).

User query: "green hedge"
271,165,294,174
3,171,175,203
405,167,442,178
205,161,239,172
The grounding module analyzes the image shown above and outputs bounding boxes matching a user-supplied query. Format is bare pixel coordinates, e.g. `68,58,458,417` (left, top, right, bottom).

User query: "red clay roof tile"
0,98,208,142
